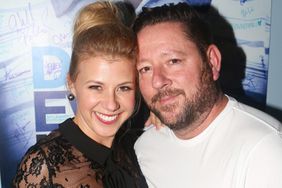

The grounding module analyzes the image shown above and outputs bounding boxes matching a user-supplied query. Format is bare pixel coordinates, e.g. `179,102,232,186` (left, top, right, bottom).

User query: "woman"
13,1,147,187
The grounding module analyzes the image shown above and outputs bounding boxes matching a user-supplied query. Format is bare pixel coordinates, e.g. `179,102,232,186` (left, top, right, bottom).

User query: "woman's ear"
67,74,76,96
207,44,221,81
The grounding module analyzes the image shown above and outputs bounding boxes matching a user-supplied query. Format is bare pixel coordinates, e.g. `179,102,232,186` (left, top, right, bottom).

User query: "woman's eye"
119,86,132,92
89,85,102,90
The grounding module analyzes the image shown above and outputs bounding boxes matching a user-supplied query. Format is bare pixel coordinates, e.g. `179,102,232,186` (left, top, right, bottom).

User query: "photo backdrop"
0,0,271,187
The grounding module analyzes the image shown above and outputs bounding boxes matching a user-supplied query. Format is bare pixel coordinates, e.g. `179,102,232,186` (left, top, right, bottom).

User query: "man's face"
137,22,219,131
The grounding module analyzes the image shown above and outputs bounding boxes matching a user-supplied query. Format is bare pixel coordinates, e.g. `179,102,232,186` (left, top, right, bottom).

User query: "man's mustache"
151,88,185,104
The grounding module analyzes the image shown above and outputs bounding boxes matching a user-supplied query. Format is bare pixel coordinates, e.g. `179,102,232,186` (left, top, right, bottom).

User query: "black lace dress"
12,118,148,188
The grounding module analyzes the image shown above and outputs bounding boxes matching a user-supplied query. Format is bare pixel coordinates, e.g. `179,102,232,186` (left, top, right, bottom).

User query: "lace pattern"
13,130,104,187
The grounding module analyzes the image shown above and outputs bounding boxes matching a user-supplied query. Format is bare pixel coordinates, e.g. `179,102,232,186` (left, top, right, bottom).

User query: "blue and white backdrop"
0,0,271,187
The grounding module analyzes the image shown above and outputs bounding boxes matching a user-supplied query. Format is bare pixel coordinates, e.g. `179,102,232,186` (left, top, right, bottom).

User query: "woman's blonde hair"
69,1,137,82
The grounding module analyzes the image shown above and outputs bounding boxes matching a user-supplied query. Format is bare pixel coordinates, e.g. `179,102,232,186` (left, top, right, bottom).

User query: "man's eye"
169,59,181,65
138,66,151,74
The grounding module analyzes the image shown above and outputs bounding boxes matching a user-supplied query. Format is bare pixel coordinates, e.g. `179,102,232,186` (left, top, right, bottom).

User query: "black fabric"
104,129,148,188
59,118,110,165
12,118,148,188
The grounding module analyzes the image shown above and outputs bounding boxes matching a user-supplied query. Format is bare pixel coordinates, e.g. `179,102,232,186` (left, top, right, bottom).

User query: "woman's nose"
102,91,120,112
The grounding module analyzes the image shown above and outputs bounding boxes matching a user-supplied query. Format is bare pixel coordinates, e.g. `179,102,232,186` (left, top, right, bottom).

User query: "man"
133,3,282,188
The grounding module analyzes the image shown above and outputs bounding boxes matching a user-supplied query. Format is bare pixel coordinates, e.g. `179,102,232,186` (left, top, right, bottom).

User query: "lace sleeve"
12,147,52,187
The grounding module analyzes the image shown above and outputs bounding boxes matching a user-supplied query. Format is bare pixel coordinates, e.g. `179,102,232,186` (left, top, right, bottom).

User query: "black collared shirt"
13,118,148,188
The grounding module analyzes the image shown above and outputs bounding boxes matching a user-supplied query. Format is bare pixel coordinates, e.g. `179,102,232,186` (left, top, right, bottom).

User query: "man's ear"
207,44,221,81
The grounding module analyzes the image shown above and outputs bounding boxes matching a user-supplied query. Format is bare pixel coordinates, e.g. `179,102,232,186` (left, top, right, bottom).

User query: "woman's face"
69,55,136,147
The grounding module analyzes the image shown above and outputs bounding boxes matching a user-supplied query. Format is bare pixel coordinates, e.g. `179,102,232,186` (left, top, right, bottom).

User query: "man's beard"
149,63,220,131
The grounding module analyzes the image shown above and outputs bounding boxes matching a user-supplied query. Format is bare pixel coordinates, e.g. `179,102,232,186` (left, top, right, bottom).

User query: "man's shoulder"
237,103,281,131
227,96,282,133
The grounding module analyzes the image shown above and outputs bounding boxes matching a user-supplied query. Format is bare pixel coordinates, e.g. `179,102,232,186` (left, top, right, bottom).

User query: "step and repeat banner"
0,0,271,187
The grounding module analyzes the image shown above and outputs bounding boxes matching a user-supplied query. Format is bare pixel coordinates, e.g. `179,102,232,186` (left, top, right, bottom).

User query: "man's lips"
158,95,177,105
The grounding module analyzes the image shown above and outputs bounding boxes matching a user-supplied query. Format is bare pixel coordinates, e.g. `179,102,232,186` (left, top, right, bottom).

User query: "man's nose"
152,67,172,89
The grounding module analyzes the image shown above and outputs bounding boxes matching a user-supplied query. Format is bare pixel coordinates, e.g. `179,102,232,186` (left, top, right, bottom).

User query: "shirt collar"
59,118,111,165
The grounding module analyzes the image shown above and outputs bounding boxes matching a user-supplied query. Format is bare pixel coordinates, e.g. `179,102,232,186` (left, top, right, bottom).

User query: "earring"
68,93,75,101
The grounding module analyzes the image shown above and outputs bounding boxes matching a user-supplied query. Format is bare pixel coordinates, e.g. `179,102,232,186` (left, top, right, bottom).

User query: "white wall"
266,0,282,121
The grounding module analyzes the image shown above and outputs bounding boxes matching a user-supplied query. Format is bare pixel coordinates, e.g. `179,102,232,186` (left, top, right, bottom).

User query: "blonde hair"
69,1,137,82
73,1,120,44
